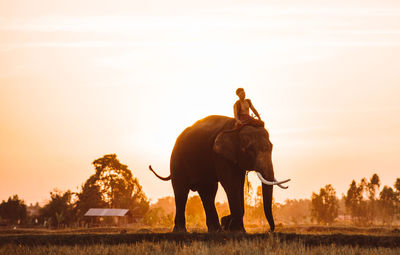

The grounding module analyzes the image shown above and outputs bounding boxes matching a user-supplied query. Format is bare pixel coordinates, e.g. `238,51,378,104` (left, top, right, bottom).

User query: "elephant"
149,115,290,232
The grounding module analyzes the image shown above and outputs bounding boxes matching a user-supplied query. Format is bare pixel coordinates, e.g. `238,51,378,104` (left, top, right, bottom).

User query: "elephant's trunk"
256,153,276,232
262,183,275,232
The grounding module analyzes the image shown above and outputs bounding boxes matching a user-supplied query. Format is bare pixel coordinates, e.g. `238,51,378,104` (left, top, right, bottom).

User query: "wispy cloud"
216,6,400,17
1,9,399,50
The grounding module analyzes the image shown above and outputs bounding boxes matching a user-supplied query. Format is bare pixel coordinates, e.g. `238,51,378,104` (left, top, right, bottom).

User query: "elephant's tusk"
274,177,289,189
257,172,291,187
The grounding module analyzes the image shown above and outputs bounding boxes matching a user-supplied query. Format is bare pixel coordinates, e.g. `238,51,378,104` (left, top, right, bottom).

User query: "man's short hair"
236,88,244,95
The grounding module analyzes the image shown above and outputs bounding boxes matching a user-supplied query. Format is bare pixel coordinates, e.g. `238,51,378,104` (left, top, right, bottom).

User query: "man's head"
236,88,245,100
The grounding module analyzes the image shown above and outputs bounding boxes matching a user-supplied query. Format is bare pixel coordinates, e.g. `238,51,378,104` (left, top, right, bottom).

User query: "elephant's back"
188,115,235,134
175,115,235,148
170,115,235,183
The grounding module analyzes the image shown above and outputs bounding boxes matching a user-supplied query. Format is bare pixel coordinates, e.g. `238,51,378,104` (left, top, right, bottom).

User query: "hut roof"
84,208,129,217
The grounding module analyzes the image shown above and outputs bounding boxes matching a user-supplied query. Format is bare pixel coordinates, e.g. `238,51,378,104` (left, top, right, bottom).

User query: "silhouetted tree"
245,185,279,226
244,175,254,207
394,178,400,193
394,178,400,221
252,185,264,220
143,197,174,227
26,202,41,225
344,179,367,224
344,175,385,225
379,186,398,225
75,175,107,220
276,199,311,225
143,206,173,227
152,196,175,215
78,154,149,219
365,174,380,223
0,195,27,225
186,195,205,227
243,176,255,224
311,184,339,224
39,189,74,228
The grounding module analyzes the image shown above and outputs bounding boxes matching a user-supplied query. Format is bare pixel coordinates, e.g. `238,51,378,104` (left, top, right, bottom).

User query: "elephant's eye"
247,145,256,154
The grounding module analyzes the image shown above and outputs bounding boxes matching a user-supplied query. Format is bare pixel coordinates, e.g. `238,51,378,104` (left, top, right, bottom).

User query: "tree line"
143,173,400,228
1,154,399,228
0,154,149,228
311,174,400,226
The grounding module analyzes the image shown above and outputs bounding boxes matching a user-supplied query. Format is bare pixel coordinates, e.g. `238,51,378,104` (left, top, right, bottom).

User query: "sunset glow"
1,0,400,206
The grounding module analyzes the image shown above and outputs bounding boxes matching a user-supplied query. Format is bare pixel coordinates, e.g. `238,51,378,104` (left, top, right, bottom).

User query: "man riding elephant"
149,89,290,233
234,88,264,129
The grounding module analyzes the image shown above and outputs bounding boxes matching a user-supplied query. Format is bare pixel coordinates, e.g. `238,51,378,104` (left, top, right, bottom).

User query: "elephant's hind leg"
198,182,221,232
172,183,189,233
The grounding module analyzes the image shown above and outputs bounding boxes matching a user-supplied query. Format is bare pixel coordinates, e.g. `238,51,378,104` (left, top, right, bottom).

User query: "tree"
275,199,311,225
311,184,339,224
77,154,150,219
0,195,27,225
186,195,205,227
251,185,265,222
343,175,384,225
143,197,175,227
243,175,255,224
246,185,279,226
26,202,41,225
394,178,400,221
367,174,381,200
39,189,74,228
344,179,367,224
152,196,175,215
244,174,254,208
394,178,400,193
143,207,173,227
365,174,380,223
379,186,398,225
75,175,107,220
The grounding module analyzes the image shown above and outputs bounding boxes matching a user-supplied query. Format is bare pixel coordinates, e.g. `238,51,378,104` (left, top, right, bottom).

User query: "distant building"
84,208,132,226
27,203,41,225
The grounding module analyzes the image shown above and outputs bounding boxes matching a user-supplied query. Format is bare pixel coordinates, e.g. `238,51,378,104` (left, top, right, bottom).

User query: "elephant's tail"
148,165,171,181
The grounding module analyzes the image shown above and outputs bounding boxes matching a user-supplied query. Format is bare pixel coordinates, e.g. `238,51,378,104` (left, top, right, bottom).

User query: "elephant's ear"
213,130,238,163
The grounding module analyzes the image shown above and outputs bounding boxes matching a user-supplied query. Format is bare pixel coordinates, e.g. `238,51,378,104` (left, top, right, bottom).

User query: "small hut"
84,208,131,226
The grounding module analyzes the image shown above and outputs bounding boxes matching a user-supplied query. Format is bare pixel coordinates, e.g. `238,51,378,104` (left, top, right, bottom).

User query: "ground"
0,226,399,254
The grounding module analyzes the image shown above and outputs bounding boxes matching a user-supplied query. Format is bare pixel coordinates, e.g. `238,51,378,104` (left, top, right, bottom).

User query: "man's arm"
248,100,261,120
233,101,241,123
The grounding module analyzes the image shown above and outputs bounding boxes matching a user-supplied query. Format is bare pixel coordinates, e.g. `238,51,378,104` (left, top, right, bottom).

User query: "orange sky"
1,0,400,205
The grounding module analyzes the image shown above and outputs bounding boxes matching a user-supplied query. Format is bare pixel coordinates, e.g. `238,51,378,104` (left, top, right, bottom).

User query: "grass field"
0,226,399,255
1,237,400,255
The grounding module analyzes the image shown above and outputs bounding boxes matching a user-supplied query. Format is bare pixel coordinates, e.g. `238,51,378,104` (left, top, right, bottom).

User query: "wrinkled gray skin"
151,115,276,232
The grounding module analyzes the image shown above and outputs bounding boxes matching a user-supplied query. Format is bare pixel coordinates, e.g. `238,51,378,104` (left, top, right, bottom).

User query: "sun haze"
0,0,400,205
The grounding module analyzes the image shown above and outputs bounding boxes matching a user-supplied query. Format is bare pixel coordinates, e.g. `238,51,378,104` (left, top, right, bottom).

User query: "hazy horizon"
1,0,400,206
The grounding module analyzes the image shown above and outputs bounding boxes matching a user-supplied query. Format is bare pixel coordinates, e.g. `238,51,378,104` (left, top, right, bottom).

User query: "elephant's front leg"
198,182,221,232
220,170,246,232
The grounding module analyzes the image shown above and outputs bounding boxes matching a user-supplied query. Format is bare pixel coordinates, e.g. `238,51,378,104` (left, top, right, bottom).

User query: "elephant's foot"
221,215,232,231
207,225,222,233
172,225,187,233
221,215,246,233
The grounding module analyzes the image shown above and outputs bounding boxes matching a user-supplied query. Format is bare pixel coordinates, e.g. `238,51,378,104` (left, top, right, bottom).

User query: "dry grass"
1,237,399,255
1,226,399,255
1,225,398,236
